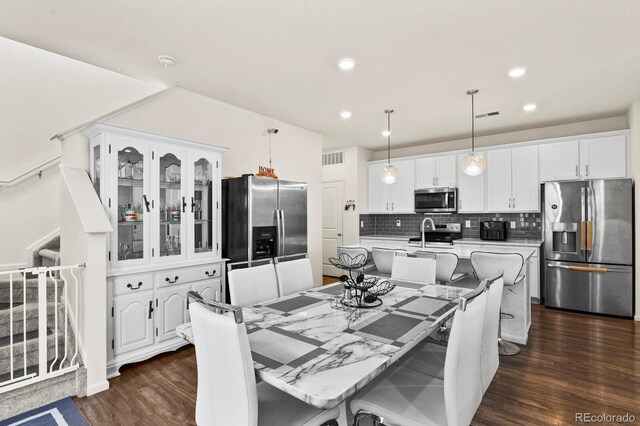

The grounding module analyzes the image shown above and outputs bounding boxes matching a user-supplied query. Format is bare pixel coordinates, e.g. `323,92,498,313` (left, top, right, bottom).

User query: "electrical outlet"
465,220,471,228
360,221,364,228
510,221,516,229
396,220,401,227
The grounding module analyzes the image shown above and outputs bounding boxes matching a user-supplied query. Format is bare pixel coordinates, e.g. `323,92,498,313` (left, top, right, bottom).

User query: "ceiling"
1,1,639,151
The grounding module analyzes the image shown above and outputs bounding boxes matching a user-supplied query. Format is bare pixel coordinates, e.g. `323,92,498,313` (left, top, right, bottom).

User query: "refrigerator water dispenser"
551,222,578,253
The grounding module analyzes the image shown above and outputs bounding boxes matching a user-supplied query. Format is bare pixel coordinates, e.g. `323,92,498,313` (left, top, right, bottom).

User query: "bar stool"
416,251,468,285
470,251,524,356
371,247,406,275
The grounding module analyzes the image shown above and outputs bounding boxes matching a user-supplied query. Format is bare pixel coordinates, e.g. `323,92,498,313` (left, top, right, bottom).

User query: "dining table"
176,279,471,411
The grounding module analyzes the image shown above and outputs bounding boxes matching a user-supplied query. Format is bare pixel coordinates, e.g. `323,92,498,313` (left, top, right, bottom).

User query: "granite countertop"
359,235,543,248
351,240,536,260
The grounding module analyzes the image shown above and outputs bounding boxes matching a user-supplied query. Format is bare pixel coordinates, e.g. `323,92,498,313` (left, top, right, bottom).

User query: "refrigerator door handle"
281,210,286,255
275,209,283,256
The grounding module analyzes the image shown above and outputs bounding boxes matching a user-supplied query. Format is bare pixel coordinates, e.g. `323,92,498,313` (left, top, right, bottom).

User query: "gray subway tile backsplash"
359,212,542,240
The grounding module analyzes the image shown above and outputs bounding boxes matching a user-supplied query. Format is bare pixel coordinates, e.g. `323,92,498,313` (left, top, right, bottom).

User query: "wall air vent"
475,111,500,118
322,151,344,166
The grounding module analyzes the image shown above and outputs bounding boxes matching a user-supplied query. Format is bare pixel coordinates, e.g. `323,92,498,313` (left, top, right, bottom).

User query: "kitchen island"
345,239,534,345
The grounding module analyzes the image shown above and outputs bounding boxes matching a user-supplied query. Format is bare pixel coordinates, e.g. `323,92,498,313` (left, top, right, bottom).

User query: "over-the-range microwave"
414,187,457,213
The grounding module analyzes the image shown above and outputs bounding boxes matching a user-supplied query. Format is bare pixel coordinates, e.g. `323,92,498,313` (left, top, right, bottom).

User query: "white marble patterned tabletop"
176,279,471,409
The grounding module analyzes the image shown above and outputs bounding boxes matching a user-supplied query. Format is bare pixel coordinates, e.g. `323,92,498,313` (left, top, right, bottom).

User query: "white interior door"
322,181,344,277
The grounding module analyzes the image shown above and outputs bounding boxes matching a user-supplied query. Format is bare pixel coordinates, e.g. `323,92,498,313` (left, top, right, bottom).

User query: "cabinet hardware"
575,165,578,176
391,202,394,210
432,177,435,186
108,251,111,261
156,328,158,337
182,197,187,213
513,198,516,208
143,195,151,212
108,198,111,208
386,202,389,211
165,276,179,284
205,270,217,277
111,307,114,317
186,298,190,310
148,301,154,319
127,282,143,290
585,165,589,177
435,177,438,186
108,144,111,154
191,196,195,213
152,248,155,257
111,339,114,350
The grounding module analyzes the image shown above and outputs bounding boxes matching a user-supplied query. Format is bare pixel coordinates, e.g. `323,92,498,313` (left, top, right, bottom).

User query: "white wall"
0,166,60,270
322,146,373,245
627,102,640,321
62,87,324,285
373,115,628,160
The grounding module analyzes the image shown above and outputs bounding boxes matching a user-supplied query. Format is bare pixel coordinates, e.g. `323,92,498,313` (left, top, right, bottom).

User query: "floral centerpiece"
328,252,395,308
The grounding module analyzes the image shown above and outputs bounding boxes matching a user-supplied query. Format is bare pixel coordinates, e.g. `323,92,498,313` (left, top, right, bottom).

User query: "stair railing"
0,263,85,393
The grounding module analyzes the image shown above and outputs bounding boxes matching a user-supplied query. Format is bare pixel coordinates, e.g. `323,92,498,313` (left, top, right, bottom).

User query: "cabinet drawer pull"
148,301,154,319
182,197,187,213
143,195,151,212
165,276,179,284
205,269,217,277
127,282,143,290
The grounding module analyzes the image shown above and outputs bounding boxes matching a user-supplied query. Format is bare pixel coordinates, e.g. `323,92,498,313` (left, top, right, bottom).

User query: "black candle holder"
328,253,395,308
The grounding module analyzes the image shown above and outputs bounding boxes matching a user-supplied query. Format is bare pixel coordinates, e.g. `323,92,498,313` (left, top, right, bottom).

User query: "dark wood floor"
75,287,640,425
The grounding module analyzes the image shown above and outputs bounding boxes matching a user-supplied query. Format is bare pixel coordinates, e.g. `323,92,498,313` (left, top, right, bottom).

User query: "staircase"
0,237,86,420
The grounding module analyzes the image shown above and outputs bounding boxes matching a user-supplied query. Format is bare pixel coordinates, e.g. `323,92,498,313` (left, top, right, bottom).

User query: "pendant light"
380,109,398,184
461,89,485,176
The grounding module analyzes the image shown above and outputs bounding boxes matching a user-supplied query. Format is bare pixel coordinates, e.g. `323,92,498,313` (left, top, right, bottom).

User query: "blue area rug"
0,398,90,426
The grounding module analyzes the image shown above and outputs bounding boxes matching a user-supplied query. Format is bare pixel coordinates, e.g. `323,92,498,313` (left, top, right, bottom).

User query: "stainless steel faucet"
421,217,435,248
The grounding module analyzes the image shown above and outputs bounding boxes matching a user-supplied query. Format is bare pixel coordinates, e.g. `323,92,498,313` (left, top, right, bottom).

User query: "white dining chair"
371,247,406,275
391,254,436,284
471,251,524,356
228,263,279,307
398,274,505,393
274,256,314,297
350,281,488,426
416,251,467,285
189,297,340,426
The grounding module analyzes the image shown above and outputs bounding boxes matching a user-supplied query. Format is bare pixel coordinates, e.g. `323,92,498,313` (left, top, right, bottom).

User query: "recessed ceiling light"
508,67,527,78
340,111,352,119
382,130,391,137
523,103,537,112
158,55,176,67
337,58,356,71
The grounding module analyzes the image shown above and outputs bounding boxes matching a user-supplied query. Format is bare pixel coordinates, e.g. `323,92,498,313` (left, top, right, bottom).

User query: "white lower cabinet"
156,284,190,342
108,260,226,377
113,292,154,356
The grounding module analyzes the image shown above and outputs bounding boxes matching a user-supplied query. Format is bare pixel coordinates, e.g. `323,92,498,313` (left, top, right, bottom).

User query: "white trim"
50,86,176,142
25,228,61,267
634,314,640,322
86,379,110,396
0,155,61,187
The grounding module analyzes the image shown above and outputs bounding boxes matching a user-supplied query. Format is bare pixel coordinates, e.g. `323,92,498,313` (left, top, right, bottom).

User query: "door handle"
281,210,286,255
580,221,586,250
585,221,593,251
143,195,151,212
569,265,607,273
148,301,154,319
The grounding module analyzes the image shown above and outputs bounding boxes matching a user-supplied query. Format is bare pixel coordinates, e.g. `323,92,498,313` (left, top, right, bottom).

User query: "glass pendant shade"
461,152,485,176
380,164,398,184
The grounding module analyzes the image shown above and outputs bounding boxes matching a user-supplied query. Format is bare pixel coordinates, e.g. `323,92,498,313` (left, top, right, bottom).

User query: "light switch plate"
396,220,401,227
360,221,364,228
510,221,516,229
465,220,471,228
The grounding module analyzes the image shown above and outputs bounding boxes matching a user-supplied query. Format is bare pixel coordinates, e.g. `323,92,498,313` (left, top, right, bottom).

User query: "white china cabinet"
85,123,227,377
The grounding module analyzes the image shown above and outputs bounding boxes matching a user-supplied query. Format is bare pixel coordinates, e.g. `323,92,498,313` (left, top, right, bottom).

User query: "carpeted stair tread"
38,249,61,262
0,302,24,311
0,328,52,347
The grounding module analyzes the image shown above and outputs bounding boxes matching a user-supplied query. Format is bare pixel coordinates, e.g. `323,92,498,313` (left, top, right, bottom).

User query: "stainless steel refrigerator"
222,176,308,265
544,179,634,317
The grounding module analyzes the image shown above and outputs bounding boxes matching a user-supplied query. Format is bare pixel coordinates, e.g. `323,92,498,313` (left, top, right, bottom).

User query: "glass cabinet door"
114,144,148,263
158,151,185,259
191,157,215,255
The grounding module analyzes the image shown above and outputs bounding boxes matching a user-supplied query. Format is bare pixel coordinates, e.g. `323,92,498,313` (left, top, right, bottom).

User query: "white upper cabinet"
368,162,390,213
414,155,457,189
487,146,540,213
486,149,512,212
579,135,627,179
367,159,415,213
511,145,540,212
390,159,415,213
436,155,457,188
539,140,580,182
414,157,436,189
457,152,486,212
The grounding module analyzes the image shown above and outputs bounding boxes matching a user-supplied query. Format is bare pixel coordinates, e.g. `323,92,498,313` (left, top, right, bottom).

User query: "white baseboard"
634,314,640,322
0,262,27,272
86,380,110,396
25,228,60,267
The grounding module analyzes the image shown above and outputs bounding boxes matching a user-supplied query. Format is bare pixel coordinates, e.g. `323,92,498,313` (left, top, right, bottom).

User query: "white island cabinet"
85,123,228,377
